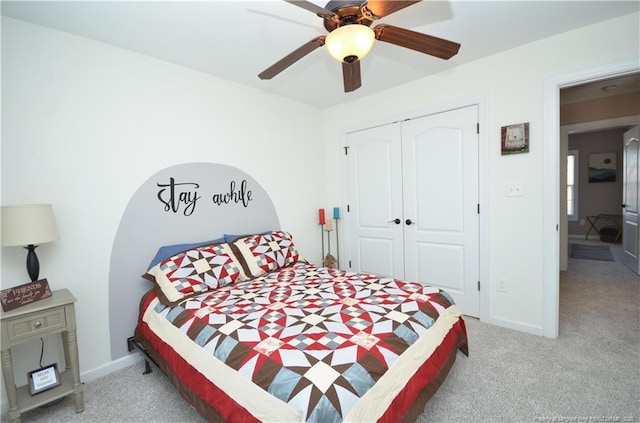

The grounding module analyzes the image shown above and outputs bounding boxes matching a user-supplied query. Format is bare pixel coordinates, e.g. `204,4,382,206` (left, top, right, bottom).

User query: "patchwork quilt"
137,262,467,423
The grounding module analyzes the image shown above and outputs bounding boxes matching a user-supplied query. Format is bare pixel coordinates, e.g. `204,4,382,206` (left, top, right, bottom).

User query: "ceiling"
2,1,639,109
561,73,640,105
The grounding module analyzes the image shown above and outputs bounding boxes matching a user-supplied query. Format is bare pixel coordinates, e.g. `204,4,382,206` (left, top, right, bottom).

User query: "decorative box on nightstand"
0,288,84,422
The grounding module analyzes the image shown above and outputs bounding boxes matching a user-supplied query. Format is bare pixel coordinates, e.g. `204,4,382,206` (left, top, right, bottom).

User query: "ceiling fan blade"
374,24,460,59
258,37,326,80
342,60,362,92
362,1,421,20
284,0,337,19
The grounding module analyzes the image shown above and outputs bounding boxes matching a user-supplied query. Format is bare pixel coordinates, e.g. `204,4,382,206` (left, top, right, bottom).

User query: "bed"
132,230,468,422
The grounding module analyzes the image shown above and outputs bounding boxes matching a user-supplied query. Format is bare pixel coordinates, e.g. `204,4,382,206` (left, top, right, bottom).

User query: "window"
567,149,579,221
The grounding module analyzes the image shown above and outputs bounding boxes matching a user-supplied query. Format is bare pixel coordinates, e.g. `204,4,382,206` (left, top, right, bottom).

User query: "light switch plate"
506,183,523,197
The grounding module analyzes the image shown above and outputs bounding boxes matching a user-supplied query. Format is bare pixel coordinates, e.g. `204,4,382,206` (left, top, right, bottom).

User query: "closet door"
401,106,479,316
345,106,480,316
346,123,404,278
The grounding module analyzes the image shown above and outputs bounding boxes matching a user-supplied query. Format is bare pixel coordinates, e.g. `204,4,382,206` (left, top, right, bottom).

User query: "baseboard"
484,315,544,337
568,234,600,241
1,352,143,415
80,352,143,383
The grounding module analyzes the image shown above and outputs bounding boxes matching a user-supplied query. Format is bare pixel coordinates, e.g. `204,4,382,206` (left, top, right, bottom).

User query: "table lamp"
1,204,60,282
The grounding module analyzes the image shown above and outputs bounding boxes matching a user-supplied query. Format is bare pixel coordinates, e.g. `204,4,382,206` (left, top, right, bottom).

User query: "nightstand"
0,288,83,422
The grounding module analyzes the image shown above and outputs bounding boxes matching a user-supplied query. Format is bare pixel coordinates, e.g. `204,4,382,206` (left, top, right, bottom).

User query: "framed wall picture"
28,363,61,395
501,122,530,155
588,152,616,182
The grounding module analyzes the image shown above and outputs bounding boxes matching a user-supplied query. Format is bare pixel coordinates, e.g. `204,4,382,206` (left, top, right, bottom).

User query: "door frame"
542,59,640,338
340,95,490,322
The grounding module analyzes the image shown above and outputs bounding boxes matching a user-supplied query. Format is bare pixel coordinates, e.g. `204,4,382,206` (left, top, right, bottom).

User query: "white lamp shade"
1,204,60,247
325,24,375,63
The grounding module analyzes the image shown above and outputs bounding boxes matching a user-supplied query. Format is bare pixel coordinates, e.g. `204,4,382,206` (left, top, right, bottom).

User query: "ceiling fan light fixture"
325,24,375,63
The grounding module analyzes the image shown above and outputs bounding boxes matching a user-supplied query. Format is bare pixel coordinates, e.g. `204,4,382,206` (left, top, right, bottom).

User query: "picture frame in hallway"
501,122,530,155
588,152,616,182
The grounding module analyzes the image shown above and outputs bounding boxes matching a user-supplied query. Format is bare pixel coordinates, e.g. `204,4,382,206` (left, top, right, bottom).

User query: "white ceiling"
2,1,639,109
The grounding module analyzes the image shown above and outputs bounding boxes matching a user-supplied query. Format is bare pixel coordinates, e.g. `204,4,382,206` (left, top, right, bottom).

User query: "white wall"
323,12,639,333
1,17,326,396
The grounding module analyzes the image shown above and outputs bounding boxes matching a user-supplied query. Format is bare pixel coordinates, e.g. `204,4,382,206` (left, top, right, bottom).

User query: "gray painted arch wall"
109,162,280,359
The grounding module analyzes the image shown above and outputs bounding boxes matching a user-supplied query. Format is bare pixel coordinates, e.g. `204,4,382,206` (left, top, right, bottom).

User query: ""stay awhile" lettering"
157,177,201,216
212,179,253,208
156,178,253,216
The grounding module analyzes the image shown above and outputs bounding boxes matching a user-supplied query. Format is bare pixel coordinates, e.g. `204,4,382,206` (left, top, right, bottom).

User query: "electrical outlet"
506,183,523,197
497,277,508,293
580,219,585,225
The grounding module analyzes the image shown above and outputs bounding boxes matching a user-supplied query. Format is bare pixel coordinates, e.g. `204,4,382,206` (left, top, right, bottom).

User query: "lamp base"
25,244,40,282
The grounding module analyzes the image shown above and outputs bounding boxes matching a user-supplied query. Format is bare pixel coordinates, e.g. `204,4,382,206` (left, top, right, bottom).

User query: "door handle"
405,219,415,225
621,203,626,208
388,218,401,225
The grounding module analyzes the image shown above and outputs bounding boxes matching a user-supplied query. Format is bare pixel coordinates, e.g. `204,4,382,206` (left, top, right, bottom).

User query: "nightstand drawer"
5,307,67,342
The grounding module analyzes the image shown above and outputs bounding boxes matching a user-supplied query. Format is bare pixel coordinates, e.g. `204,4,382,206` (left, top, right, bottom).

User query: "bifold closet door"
401,106,480,316
346,123,405,278
346,105,480,317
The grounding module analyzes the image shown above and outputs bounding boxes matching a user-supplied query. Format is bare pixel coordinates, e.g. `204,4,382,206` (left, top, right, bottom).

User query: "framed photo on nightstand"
28,363,61,395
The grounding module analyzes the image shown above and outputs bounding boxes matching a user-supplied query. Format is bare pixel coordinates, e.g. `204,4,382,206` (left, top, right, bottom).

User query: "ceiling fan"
258,0,461,93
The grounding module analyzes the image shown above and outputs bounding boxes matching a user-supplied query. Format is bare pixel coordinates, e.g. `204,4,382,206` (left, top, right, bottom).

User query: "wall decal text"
156,178,254,215
157,177,201,216
212,180,253,208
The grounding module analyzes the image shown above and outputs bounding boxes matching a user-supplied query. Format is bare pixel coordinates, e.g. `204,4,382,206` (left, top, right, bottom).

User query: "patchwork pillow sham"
143,242,246,306
146,237,225,270
232,230,301,278
223,231,271,243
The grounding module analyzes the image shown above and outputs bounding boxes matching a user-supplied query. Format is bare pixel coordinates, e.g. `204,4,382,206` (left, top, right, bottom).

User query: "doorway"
543,61,640,338
560,124,637,269
559,73,640,271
